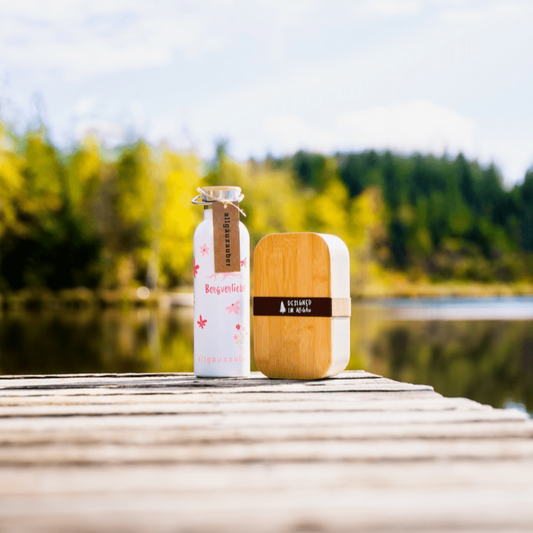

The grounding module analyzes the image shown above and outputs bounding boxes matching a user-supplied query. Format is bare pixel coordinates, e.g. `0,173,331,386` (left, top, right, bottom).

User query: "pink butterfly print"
197,315,207,329
193,258,199,278
199,244,210,257
240,257,247,268
225,301,240,315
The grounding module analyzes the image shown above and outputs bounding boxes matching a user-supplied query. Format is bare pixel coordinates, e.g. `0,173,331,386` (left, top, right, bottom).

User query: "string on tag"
192,188,246,217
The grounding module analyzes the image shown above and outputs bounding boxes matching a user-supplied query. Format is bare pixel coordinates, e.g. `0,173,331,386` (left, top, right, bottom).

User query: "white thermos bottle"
191,186,250,377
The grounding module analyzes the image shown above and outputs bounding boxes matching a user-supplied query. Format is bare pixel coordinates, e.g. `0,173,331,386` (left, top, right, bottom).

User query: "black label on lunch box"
253,297,351,317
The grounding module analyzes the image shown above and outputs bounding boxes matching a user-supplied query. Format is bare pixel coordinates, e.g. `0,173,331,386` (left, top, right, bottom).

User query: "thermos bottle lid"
192,186,244,205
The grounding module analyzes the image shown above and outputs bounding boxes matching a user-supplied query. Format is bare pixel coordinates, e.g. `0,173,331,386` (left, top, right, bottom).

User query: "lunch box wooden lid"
253,233,351,380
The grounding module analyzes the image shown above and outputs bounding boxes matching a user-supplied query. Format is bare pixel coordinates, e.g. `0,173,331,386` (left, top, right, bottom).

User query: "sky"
0,0,532,185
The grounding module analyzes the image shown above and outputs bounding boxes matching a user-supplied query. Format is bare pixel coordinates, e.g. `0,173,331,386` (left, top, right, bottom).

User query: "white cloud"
262,100,474,158
337,100,474,155
359,0,422,18
74,97,97,116
259,101,533,183
3,0,516,81
0,0,235,78
74,117,126,143
1,0,530,81
1,0,532,182
439,0,533,25
264,115,339,154
72,97,148,145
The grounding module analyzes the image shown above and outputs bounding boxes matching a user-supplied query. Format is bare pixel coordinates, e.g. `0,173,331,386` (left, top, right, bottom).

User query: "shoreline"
352,281,533,299
1,282,533,311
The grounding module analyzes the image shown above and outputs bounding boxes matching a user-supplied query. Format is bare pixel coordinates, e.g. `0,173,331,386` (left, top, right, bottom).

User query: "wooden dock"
0,371,532,532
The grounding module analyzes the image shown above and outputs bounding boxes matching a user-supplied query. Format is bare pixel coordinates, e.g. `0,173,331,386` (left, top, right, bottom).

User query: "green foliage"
336,150,533,282
338,150,381,197
159,150,202,286
516,171,533,252
0,127,102,290
292,151,329,190
0,118,532,291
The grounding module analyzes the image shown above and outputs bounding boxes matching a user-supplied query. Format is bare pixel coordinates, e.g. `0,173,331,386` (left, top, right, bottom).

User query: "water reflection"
0,307,194,375
0,300,532,413
351,312,533,413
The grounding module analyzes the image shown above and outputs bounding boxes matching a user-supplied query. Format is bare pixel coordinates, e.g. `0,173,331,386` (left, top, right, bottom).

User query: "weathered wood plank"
0,396,490,413
0,372,196,381
0,390,444,405
0,389,442,402
0,377,433,394
0,466,532,533
3,437,533,465
0,407,527,425
2,421,533,445
0,370,375,385
2,461,533,494
0,370,531,533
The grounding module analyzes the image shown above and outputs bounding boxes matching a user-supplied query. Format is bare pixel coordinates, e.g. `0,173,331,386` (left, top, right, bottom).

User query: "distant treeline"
0,120,532,291
286,150,533,282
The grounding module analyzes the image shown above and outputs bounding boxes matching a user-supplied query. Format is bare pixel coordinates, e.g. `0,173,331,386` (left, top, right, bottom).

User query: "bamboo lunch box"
253,233,351,379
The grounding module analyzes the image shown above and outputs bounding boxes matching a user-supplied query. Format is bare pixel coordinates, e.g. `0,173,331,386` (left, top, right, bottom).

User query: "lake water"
1,297,532,414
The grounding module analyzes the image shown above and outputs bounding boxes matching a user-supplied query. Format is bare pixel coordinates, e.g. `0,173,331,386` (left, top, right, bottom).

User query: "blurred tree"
338,150,380,197
455,153,480,213
517,170,533,252
304,172,350,238
67,137,102,218
243,165,308,247
382,151,401,209
1,117,532,291
349,186,388,286
0,126,102,290
159,150,201,287
293,151,329,190
0,123,25,239
98,142,155,288
97,142,202,288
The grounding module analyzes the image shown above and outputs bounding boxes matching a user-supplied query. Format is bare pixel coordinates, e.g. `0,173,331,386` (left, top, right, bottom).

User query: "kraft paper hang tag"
213,201,241,273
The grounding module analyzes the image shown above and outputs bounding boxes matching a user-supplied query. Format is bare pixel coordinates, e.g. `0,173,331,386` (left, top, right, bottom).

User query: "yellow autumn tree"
0,122,25,238
349,185,388,290
242,162,309,246
66,136,102,218
159,150,202,286
303,175,351,241
22,129,64,220
100,141,157,287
